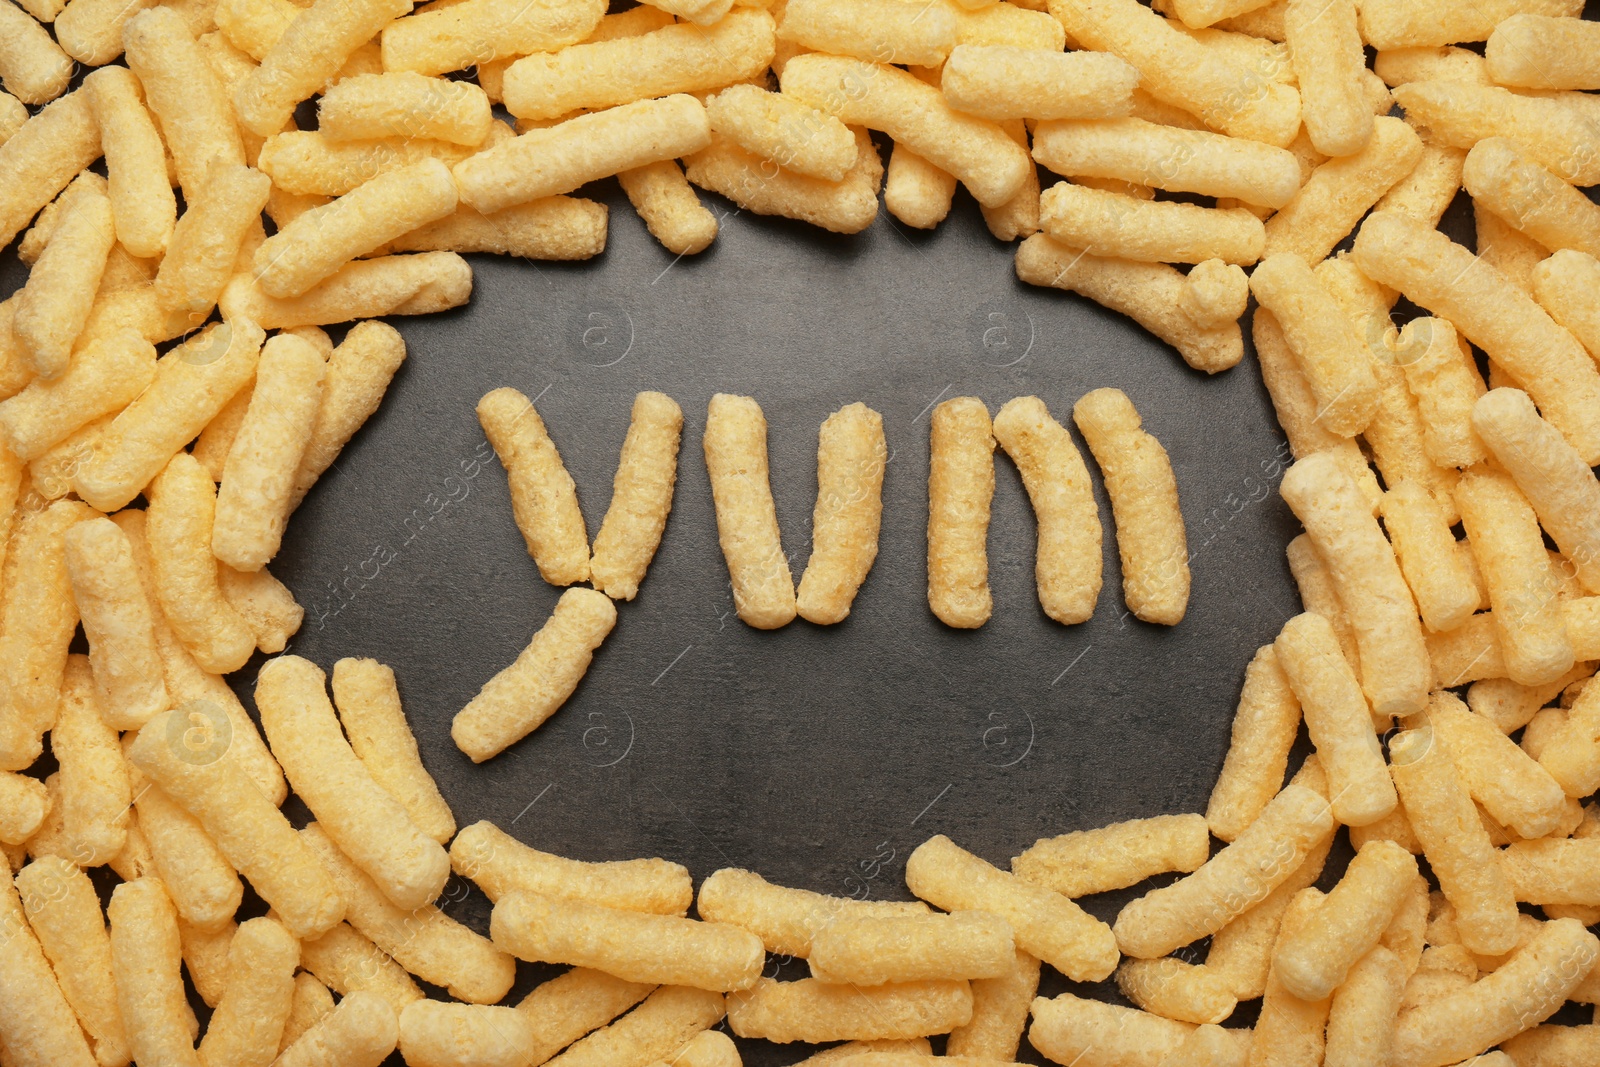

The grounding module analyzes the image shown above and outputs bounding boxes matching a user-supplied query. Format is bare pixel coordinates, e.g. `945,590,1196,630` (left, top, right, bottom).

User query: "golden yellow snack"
391,196,607,260
126,710,344,941
1016,235,1243,373
1263,117,1422,264
685,128,883,235
1429,689,1569,840
1374,139,1465,229
0,91,102,251
1271,840,1417,1003
1274,611,1396,824
1358,0,1580,51
1049,0,1301,147
297,922,423,1014
0,771,48,845
280,974,334,1054
787,1039,933,1067
704,84,855,182
1041,180,1264,266
516,967,654,1066
52,657,130,866
776,0,953,65
0,327,154,463
1535,669,1600,798
107,878,200,1067
476,385,590,585
941,45,1136,121
452,821,690,915
1013,814,1210,898
1470,662,1594,733
1251,254,1379,436
176,915,234,1008
503,10,772,120
15,179,114,380
883,143,956,231
0,861,99,1067
780,54,1030,208
1393,80,1600,185
1388,317,1488,470
1474,389,1600,596
154,162,273,316
907,834,1118,982
703,392,796,629
1279,450,1430,716
1194,832,1332,1000
290,320,407,508
1114,957,1237,1025
728,978,969,1043
1205,645,1300,842
123,8,243,197
452,587,618,762
379,0,602,76
1390,918,1598,1067
589,391,682,603
925,396,995,629
808,910,1013,985
1248,887,1330,1065
258,656,449,911
1027,992,1192,1066
398,1002,537,1067
13,856,128,1067
1458,466,1574,686
120,531,285,807
233,0,412,137
257,131,474,197
1388,726,1519,957
212,332,324,571
1180,263,1248,334
1032,117,1301,210
989,396,1100,625
1535,249,1600,370
1073,388,1188,625
1499,838,1600,906
1486,13,1600,90
1112,783,1333,959
73,320,264,513
144,452,256,674
1284,0,1368,158
695,868,928,957
1468,137,1600,260
275,990,397,1067
255,160,458,299
1253,316,1378,510
330,657,453,845
946,949,1036,1059
545,986,724,1067
218,563,302,654
301,822,515,1005
125,754,243,934
318,71,490,147
0,2,72,105
793,402,886,624
618,161,718,257
0,499,91,771
0,89,24,143
197,917,298,1067
493,891,763,992
83,65,174,259
1380,480,1478,634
